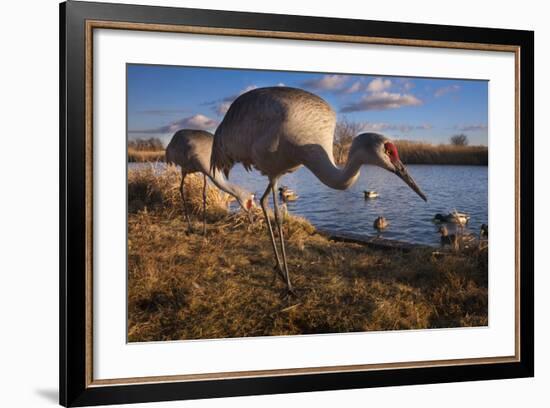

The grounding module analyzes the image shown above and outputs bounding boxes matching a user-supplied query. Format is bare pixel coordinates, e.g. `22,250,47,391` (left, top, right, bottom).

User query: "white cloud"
302,74,349,91
341,92,422,112
434,84,460,97
216,101,232,115
359,122,432,133
366,78,392,92
136,108,190,116
455,123,487,131
178,114,218,130
240,84,258,94
213,84,258,115
128,113,219,134
338,81,365,94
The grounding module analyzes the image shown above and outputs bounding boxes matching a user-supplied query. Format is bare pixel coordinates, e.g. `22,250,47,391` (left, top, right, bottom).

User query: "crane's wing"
211,88,288,178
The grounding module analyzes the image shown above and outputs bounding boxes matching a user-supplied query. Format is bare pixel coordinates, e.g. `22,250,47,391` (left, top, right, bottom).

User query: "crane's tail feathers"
210,141,233,179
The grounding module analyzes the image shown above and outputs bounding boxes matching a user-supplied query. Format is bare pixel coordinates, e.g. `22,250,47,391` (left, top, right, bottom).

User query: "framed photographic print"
60,0,534,406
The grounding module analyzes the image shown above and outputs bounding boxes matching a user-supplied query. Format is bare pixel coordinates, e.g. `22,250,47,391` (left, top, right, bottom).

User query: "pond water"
129,163,488,247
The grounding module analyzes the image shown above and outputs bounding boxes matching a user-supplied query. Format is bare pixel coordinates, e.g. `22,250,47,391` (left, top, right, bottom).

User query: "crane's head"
236,193,256,214
352,133,427,202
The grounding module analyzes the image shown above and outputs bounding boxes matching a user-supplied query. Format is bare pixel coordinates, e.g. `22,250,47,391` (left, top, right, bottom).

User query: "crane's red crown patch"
384,142,400,161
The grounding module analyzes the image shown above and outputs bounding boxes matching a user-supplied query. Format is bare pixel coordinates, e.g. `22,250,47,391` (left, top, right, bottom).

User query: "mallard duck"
478,223,489,250
278,186,298,201
364,191,379,199
480,223,488,238
373,216,389,230
433,210,470,225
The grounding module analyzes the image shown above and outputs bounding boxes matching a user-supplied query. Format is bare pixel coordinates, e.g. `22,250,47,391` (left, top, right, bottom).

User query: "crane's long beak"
394,160,427,202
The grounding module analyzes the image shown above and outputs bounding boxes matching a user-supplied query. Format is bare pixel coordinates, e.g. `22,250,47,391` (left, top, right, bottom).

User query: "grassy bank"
127,166,488,342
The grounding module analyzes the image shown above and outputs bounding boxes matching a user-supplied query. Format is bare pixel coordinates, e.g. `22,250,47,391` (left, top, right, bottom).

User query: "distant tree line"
128,137,164,151
450,133,469,146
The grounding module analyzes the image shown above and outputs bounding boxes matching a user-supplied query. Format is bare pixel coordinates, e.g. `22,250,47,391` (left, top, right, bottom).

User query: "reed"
127,164,231,216
128,148,165,163
394,140,488,165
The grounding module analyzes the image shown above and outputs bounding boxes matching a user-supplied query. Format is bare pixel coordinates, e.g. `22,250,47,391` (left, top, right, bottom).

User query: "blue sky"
127,64,488,146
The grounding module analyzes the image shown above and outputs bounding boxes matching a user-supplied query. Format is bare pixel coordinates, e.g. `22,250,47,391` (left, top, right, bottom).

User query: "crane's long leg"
271,183,293,293
202,174,207,236
180,171,192,232
259,183,285,282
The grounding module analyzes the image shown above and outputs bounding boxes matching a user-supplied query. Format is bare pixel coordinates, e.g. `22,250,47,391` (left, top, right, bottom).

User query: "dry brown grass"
128,164,232,216
394,140,488,165
127,168,488,342
332,140,487,165
128,148,165,163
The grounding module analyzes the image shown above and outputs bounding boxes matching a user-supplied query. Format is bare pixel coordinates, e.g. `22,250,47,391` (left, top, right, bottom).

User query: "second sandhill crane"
211,87,427,293
166,129,255,235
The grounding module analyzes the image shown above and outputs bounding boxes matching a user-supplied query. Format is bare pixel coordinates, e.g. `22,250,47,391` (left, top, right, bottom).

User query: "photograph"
126,64,489,342
56,1,534,405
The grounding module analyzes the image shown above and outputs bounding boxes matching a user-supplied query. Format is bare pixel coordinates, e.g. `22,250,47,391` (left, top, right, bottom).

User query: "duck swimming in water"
373,216,389,231
433,210,470,226
364,191,379,199
278,186,299,201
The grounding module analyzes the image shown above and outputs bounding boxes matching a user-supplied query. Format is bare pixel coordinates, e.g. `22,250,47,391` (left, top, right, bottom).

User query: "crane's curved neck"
207,169,249,203
303,145,363,190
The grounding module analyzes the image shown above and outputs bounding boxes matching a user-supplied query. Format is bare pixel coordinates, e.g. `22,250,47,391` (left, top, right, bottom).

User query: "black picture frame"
60,1,534,406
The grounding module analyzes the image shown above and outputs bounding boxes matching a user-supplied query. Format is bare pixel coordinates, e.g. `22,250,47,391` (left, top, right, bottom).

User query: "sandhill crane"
166,129,255,235
211,87,427,292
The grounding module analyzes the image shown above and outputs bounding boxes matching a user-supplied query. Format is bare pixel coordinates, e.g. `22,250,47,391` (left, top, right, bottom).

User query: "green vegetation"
127,166,488,342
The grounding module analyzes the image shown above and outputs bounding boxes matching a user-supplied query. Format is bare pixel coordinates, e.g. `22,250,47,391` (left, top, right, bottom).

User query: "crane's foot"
282,286,298,300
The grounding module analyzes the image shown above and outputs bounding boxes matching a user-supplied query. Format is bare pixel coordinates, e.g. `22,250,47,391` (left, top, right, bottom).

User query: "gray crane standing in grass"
166,129,255,235
211,87,427,293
